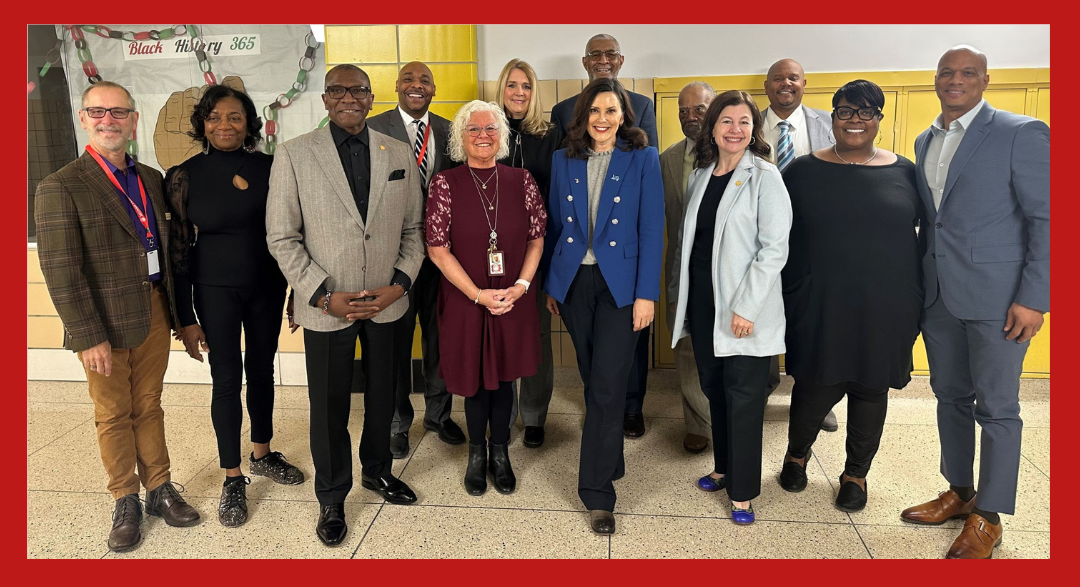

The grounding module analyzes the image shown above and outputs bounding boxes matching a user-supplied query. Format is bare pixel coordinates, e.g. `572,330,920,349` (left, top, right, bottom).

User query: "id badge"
487,249,505,276
147,250,160,275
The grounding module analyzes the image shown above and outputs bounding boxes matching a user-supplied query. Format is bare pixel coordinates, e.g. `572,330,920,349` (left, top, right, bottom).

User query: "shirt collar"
931,99,986,134
765,105,806,130
329,120,369,147
99,152,136,174
398,105,430,128
684,139,696,157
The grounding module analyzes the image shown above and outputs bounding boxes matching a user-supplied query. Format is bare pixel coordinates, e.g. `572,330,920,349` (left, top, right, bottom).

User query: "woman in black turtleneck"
494,59,565,449
165,85,303,528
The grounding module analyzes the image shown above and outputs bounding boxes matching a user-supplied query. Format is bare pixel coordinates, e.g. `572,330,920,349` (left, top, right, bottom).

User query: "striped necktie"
776,120,794,172
413,119,428,185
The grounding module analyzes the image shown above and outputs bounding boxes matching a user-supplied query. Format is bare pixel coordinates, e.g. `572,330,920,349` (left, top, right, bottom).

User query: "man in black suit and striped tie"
367,61,465,458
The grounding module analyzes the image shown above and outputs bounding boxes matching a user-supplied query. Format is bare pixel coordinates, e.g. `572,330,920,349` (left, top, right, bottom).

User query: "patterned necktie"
776,120,794,172
413,120,428,185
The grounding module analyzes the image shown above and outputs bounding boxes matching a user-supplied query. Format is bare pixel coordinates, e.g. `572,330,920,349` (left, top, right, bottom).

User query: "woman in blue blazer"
542,78,664,535
670,90,792,525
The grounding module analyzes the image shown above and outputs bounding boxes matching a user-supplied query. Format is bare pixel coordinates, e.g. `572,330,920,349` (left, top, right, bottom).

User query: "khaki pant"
78,285,172,499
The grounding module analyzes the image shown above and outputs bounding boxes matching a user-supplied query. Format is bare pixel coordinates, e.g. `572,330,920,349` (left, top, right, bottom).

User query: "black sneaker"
218,477,250,527
250,451,305,485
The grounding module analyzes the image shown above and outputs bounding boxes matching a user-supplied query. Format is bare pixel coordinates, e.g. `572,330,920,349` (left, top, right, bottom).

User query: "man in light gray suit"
266,64,425,547
367,61,466,458
901,46,1049,560
760,58,837,432
661,81,714,453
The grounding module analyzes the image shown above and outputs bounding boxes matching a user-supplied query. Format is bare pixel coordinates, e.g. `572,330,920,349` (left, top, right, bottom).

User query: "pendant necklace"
834,144,878,165
470,165,499,190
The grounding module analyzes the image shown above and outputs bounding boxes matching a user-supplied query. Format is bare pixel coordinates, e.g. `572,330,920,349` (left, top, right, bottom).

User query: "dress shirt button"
939,163,944,167
567,195,573,201
567,216,573,223
939,188,944,194
935,223,943,229
609,241,616,246
611,219,618,225
567,237,573,243
613,196,620,203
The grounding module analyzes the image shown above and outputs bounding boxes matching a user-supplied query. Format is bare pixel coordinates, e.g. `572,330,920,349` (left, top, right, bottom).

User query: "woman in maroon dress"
426,100,547,496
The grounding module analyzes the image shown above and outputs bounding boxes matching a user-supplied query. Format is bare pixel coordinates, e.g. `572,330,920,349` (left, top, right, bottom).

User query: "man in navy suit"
549,33,657,439
901,45,1049,559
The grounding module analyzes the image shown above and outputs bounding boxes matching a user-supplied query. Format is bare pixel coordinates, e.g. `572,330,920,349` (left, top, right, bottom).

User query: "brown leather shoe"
107,493,142,551
900,489,975,525
683,433,709,453
145,481,201,527
946,513,1003,559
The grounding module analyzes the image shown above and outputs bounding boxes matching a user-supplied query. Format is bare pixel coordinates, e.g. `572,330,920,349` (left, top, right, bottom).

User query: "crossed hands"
478,284,526,316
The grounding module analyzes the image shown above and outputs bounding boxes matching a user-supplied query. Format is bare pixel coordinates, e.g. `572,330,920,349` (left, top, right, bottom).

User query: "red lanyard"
416,120,431,168
86,145,155,247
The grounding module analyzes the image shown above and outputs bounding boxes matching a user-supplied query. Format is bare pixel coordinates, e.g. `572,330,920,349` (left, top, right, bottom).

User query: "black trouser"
510,270,555,428
193,281,286,470
559,265,640,512
688,265,770,502
392,258,452,433
304,319,397,506
465,381,513,445
625,322,650,416
787,379,888,478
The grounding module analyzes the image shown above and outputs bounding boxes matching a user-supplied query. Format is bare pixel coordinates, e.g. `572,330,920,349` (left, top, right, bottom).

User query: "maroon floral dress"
426,164,547,396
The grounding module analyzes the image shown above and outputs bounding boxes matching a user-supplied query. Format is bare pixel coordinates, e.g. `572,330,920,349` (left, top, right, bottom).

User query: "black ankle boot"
488,442,516,494
464,442,487,496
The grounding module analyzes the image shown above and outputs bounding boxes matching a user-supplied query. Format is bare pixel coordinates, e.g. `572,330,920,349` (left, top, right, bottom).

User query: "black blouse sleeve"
163,165,198,327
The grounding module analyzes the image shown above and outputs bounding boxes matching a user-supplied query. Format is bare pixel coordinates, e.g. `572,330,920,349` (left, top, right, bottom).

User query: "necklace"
469,166,499,190
469,166,499,211
834,144,878,165
469,167,500,247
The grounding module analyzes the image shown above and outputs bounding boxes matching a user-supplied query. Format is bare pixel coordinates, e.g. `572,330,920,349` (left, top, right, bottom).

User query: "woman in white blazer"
670,90,792,525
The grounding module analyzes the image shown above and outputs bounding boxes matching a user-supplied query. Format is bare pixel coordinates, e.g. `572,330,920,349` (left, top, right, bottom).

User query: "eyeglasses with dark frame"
325,85,372,100
586,50,621,61
834,106,881,121
82,107,135,119
465,124,500,138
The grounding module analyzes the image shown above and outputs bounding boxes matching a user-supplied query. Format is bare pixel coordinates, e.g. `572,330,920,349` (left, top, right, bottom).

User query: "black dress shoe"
390,432,410,459
835,475,867,512
145,481,201,527
821,410,839,432
523,426,545,448
464,442,487,496
588,509,615,535
316,503,348,546
108,493,143,551
361,473,418,505
488,442,516,494
779,450,810,493
424,418,467,445
623,413,645,438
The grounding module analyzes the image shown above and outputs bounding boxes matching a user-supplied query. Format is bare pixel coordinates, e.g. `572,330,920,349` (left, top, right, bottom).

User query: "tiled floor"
26,370,1051,559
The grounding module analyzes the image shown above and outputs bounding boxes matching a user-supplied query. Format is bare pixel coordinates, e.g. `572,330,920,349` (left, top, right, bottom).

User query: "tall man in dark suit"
549,33,657,438
760,57,838,433
367,61,465,458
902,46,1049,559
35,81,200,552
267,65,425,547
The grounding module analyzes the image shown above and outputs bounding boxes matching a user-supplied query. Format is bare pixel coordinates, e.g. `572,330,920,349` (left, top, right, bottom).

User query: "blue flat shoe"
731,502,755,525
696,474,725,492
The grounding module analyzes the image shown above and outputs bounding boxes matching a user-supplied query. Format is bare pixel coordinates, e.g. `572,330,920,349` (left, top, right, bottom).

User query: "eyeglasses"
325,85,371,100
465,124,500,137
82,107,135,119
586,50,621,61
834,106,881,121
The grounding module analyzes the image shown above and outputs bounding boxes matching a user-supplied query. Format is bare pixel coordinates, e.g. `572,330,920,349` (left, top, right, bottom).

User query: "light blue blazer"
670,151,791,358
542,143,664,308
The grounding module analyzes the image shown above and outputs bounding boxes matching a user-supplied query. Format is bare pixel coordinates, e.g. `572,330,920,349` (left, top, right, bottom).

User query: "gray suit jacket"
366,108,454,193
660,137,691,304
764,104,835,151
266,125,425,331
914,102,1050,320
670,151,792,358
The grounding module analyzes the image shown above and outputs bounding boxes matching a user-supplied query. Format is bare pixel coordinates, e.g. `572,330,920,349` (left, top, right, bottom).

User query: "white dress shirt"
924,99,986,211
763,106,812,159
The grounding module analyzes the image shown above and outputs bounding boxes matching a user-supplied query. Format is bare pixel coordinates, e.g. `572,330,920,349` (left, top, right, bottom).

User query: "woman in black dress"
777,80,925,512
494,59,564,448
166,85,303,528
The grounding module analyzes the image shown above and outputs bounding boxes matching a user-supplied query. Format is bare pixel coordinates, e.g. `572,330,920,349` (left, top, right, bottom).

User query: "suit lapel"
312,126,366,229
940,105,994,208
367,131,391,221
913,130,936,218
77,153,140,241
593,148,633,235
386,112,410,145
139,163,170,247
712,152,754,237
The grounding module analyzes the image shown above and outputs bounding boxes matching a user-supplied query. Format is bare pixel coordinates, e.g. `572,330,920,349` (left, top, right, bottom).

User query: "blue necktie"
776,120,794,172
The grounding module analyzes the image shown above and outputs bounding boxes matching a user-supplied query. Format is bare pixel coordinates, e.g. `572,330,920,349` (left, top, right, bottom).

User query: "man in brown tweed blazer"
34,81,200,552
